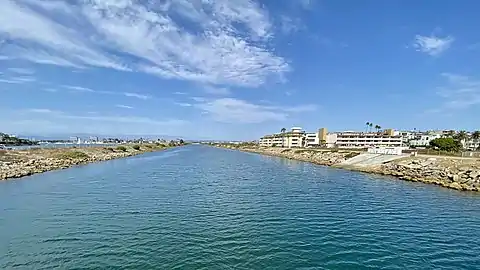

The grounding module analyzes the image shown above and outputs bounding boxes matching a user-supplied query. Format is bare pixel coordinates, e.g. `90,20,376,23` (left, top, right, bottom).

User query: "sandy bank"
0,144,175,180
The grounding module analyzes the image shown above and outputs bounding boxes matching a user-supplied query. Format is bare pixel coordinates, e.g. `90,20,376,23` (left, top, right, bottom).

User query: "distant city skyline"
1,0,479,140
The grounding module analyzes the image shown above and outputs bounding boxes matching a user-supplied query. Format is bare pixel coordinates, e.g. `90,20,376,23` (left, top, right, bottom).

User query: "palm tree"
375,125,381,133
369,123,373,132
471,131,480,142
471,131,480,149
365,122,370,133
445,130,455,138
280,128,286,148
455,130,469,149
456,130,468,140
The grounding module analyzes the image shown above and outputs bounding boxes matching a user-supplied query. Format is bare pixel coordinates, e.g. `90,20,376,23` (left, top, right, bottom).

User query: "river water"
1,146,479,269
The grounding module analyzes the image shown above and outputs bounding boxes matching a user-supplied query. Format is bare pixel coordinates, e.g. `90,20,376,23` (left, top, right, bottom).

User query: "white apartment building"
334,129,403,148
260,127,403,149
258,136,284,147
464,140,480,151
304,128,326,147
305,132,319,146
305,128,342,148
399,131,417,146
408,133,442,147
259,127,305,148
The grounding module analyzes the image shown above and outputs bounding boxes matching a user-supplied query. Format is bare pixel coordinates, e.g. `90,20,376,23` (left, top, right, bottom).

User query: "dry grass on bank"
0,144,166,163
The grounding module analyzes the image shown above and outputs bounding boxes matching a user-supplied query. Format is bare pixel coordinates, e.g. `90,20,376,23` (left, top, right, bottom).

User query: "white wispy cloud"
194,97,317,124
196,98,287,123
0,78,23,84
427,73,480,113
6,67,35,75
27,108,58,113
13,108,187,135
60,85,151,101
191,97,207,102
63,115,186,126
10,76,36,83
412,34,454,56
116,104,133,109
0,73,36,84
278,0,315,35
23,108,186,126
174,102,193,107
203,86,231,95
0,0,127,70
63,85,95,92
299,0,315,10
12,48,86,68
279,15,304,34
282,104,317,113
123,92,150,100
0,0,289,87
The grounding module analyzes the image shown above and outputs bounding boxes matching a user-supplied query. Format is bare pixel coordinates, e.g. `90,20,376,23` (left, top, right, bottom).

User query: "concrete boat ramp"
336,153,407,168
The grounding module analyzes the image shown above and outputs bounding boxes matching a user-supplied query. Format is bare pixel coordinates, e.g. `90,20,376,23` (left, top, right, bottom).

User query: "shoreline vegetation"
0,133,38,146
0,143,181,180
215,144,480,192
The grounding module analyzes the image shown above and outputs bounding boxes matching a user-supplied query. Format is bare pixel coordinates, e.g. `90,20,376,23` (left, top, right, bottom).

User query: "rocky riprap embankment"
225,146,359,166
0,145,169,180
371,158,480,191
222,146,480,192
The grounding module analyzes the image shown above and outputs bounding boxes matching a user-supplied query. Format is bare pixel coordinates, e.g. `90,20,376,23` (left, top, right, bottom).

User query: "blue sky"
1,0,479,140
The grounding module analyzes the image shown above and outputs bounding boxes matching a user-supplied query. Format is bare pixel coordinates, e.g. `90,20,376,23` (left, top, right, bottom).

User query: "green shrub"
429,138,462,152
154,143,166,148
132,145,141,151
116,146,127,152
104,147,115,152
57,151,89,159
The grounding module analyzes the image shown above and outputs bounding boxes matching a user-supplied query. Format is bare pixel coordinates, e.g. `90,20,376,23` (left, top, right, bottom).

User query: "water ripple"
0,146,479,269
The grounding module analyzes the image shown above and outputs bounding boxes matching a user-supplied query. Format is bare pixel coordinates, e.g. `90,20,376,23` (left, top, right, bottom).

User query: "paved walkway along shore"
0,144,177,180
220,145,480,192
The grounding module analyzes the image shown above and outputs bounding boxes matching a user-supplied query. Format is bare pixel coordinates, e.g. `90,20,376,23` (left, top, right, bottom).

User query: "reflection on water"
0,145,479,269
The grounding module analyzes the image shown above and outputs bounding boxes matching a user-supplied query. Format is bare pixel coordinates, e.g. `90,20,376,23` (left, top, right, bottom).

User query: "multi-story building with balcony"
260,127,403,149
408,132,442,147
333,129,403,148
259,127,306,148
464,140,480,151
